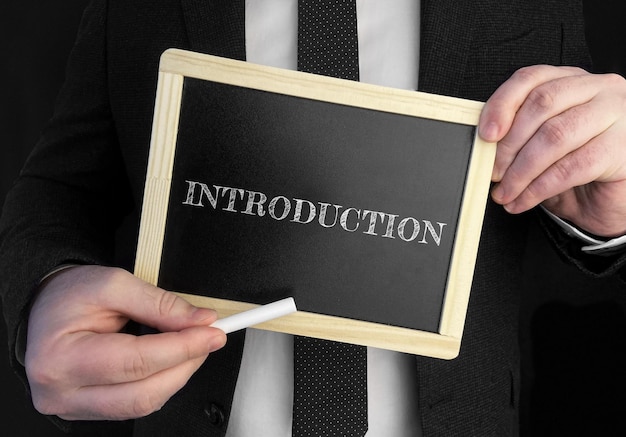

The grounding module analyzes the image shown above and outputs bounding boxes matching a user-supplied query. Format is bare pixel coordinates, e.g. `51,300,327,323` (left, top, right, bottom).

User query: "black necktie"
297,0,360,81
293,1,368,436
293,337,368,436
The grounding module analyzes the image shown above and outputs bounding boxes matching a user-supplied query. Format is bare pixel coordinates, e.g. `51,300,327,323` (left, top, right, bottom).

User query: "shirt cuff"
540,206,626,256
39,263,81,283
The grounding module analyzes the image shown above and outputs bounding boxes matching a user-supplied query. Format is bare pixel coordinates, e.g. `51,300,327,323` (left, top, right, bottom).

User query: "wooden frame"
134,48,495,359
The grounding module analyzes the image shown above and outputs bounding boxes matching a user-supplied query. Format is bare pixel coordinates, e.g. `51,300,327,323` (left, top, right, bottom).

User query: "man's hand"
25,265,226,421
479,65,626,237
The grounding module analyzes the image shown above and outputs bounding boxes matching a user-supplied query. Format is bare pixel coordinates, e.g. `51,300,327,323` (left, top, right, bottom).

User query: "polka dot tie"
294,4,366,436
297,0,360,81
293,337,368,437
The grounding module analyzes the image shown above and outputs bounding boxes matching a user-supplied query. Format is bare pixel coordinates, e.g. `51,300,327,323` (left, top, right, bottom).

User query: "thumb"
132,288,219,333
94,268,219,332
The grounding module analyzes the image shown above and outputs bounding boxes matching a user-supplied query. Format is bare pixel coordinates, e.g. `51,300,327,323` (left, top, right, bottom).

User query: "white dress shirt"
226,1,422,436
225,2,626,436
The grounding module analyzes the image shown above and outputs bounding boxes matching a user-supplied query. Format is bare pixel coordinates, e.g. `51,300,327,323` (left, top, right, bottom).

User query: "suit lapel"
180,0,246,61
418,0,476,98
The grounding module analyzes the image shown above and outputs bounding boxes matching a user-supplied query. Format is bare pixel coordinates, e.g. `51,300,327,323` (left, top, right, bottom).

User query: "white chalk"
210,297,297,334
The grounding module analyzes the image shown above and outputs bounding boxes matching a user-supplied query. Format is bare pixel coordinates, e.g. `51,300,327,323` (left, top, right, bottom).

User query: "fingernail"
491,184,505,203
480,121,499,141
191,308,217,322
492,166,503,182
503,201,516,214
209,331,227,350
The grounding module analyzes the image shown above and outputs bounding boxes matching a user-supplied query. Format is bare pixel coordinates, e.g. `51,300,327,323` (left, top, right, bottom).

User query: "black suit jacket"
0,0,611,436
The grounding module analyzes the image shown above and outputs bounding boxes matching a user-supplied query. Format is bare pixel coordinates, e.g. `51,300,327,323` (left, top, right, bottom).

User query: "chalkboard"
134,49,496,359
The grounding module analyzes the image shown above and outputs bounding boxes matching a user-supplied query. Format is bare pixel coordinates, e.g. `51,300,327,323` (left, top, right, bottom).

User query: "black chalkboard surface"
134,49,496,359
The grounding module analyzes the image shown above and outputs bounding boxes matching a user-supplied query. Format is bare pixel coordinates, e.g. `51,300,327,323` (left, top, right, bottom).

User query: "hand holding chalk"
210,297,297,334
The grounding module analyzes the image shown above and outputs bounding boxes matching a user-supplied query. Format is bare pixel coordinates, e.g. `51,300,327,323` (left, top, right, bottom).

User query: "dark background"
1,1,625,435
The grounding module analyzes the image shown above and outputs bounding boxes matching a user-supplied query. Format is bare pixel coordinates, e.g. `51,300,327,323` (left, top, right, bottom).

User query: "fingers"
27,318,226,419
479,65,584,146
494,132,612,214
36,355,208,420
68,266,220,332
60,326,226,386
491,95,619,211
490,73,602,183
25,265,228,420
113,282,219,332
479,65,588,180
479,66,626,217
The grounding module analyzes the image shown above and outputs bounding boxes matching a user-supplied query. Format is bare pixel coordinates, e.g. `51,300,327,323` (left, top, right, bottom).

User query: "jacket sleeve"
0,0,133,404
538,211,626,281
532,0,626,281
